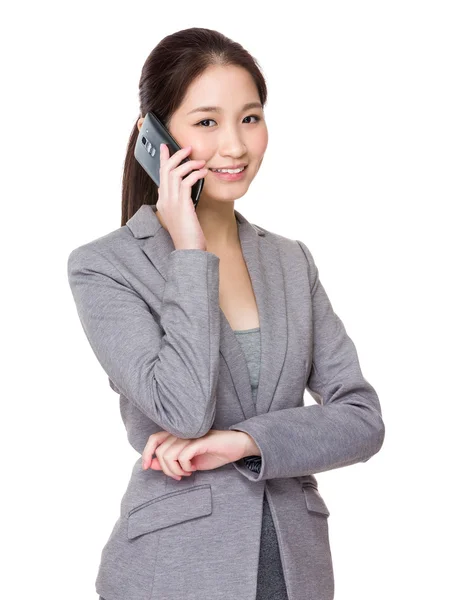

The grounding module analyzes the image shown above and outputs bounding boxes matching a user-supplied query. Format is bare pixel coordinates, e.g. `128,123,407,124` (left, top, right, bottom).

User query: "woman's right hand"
156,143,208,251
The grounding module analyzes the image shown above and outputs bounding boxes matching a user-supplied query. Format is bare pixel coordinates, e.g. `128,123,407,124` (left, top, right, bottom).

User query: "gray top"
233,326,261,401
233,326,261,472
233,327,288,598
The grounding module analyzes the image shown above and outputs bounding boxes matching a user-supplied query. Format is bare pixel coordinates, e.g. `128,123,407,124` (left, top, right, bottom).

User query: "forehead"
179,65,260,111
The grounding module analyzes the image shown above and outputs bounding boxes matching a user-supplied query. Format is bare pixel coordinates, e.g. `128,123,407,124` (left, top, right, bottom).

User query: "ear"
137,117,144,132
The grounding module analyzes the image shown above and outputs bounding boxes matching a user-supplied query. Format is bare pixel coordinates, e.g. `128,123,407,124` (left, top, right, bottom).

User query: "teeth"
211,167,245,173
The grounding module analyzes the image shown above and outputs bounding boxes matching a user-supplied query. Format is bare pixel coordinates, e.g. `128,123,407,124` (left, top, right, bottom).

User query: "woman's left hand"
141,429,251,480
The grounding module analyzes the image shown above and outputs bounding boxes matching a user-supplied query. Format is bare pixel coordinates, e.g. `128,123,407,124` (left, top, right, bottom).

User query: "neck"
196,200,239,250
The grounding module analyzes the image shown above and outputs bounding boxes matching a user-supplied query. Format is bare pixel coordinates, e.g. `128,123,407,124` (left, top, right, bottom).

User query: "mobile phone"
134,111,204,209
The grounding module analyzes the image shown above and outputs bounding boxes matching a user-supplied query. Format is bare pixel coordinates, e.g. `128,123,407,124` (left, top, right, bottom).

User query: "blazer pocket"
127,484,213,540
301,482,330,517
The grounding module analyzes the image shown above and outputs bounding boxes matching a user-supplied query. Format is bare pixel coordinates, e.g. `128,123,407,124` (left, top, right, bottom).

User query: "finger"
177,448,198,473
142,435,158,469
172,159,206,180
181,167,208,186
170,160,206,201
168,161,204,206
149,457,163,470
157,438,195,479
160,145,192,177
163,442,195,478
178,168,208,201
172,439,199,476
159,143,169,172
158,143,169,196
155,436,183,480
178,441,205,473
142,431,170,470
159,142,169,161
171,457,195,477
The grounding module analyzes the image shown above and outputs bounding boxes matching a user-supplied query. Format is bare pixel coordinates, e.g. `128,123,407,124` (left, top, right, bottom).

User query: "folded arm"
67,245,221,439
229,239,385,481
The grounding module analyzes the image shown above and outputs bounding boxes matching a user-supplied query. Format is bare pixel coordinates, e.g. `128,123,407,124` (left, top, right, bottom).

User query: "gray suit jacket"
67,204,385,600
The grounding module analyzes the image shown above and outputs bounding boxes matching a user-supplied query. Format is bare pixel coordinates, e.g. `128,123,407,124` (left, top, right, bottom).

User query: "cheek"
188,135,218,161
252,129,268,158
249,131,268,174
169,126,215,161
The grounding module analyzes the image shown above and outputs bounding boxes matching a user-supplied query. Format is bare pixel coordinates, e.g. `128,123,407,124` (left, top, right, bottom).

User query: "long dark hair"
121,27,268,226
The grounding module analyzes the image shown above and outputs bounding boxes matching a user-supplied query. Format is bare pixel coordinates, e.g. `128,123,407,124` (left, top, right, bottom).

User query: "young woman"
68,27,385,600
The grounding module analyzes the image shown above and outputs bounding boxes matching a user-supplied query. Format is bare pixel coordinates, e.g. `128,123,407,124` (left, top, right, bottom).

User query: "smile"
210,167,245,173
208,165,248,181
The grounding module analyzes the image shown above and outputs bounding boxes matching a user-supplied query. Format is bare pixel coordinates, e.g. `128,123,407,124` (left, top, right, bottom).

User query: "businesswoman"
67,27,385,600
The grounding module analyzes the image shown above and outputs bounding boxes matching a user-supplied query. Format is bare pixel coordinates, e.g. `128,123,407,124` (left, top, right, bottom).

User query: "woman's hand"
157,143,208,251
141,429,253,480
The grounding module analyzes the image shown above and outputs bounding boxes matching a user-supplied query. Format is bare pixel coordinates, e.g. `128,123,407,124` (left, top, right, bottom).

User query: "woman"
68,27,385,600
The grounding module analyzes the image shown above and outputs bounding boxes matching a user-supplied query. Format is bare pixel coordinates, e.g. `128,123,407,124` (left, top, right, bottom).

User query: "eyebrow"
186,101,263,115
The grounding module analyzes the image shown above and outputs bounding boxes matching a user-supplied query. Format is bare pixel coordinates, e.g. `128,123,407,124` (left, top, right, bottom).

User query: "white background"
2,1,454,598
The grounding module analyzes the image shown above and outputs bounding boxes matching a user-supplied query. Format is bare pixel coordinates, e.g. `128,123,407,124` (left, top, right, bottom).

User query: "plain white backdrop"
2,1,453,598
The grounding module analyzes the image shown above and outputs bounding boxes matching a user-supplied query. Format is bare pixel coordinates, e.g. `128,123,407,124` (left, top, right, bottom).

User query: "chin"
204,181,250,199
200,190,248,205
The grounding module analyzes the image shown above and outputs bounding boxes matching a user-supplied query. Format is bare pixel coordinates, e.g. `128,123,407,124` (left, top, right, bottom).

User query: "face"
137,64,268,205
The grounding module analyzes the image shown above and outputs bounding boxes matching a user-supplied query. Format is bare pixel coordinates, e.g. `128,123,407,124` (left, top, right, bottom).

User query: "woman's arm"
229,239,385,481
67,245,221,439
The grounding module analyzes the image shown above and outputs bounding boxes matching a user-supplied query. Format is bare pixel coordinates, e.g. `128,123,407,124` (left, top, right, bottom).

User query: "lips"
209,166,247,172
208,165,248,181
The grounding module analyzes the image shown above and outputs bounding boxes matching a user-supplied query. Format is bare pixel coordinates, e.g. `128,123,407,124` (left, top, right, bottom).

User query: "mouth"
209,165,247,173
208,165,248,181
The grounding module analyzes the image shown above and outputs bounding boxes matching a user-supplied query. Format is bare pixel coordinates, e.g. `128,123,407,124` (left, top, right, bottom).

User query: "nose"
218,125,247,159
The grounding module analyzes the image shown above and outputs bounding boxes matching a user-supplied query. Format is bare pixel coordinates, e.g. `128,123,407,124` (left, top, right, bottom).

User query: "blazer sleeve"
67,245,221,439
228,239,385,481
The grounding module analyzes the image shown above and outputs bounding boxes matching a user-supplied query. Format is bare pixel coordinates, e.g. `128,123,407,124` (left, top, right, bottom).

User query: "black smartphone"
134,111,204,209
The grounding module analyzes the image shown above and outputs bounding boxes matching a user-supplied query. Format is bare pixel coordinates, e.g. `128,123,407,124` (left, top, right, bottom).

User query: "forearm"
230,398,384,482
240,432,261,457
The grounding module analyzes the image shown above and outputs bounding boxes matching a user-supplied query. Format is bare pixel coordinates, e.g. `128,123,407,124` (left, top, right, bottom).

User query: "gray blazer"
67,204,385,600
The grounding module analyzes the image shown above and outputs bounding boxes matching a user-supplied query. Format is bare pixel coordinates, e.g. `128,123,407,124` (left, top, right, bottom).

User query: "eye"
196,119,217,128
195,115,262,127
244,115,262,124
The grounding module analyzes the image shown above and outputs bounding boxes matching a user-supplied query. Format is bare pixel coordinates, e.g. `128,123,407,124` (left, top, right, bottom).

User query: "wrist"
240,432,261,458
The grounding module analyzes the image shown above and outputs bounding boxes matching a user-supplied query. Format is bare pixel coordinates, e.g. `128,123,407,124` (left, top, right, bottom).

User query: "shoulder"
251,221,316,270
68,224,132,261
67,219,148,278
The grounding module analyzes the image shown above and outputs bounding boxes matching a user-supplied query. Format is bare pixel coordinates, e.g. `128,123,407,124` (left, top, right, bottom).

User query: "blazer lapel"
233,210,288,417
126,204,287,420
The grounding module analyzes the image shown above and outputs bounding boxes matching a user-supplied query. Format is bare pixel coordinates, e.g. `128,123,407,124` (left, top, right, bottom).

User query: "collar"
126,204,266,239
